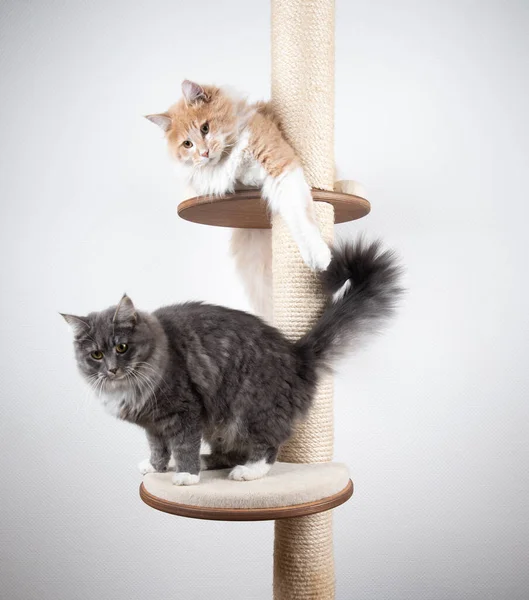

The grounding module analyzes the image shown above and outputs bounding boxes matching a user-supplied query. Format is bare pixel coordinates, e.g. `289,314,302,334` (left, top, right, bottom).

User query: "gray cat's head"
62,295,163,399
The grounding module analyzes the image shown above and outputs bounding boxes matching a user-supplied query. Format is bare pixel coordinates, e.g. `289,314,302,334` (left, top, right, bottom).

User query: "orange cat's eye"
91,350,103,360
183,140,193,148
201,123,209,134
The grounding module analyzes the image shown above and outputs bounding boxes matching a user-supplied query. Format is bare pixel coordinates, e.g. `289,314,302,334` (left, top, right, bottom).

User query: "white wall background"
1,1,527,598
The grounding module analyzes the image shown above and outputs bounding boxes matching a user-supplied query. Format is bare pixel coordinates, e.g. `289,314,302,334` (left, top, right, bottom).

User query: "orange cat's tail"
230,229,273,322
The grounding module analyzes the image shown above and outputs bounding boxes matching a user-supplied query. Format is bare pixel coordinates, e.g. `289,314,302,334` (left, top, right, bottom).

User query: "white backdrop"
0,1,528,599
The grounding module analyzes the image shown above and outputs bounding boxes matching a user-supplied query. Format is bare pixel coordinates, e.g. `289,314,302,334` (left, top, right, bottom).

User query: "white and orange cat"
146,80,331,319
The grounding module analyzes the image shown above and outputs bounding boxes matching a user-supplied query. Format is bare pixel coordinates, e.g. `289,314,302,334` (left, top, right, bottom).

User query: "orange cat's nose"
201,150,209,158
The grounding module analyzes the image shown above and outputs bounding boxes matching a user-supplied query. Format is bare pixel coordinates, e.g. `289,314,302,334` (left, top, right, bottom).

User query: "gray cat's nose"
108,367,118,374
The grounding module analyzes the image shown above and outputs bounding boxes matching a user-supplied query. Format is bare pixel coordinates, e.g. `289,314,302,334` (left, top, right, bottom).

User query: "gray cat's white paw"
138,459,156,475
229,460,271,481
172,472,200,486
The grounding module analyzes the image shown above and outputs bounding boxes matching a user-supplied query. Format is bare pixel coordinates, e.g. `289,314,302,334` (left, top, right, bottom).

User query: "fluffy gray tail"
294,239,403,367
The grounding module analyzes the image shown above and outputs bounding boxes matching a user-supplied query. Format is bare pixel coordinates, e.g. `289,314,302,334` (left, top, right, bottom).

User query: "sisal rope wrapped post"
271,0,337,598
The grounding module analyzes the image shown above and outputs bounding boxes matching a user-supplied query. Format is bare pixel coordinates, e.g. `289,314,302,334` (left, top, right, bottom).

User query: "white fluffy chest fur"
100,389,126,418
185,129,267,196
100,387,145,419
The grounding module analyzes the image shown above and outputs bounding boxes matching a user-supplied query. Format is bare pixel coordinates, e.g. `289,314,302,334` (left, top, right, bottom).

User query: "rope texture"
274,512,334,600
271,1,336,598
272,205,334,463
271,0,335,191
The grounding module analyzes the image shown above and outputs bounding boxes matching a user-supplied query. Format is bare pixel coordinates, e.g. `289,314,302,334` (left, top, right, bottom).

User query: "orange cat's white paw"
172,472,200,486
303,241,332,272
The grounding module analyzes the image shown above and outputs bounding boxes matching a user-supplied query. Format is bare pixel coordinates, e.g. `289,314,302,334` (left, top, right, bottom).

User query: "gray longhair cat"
62,240,402,485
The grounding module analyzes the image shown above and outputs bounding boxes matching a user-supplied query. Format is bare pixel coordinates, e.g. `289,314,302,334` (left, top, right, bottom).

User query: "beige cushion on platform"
142,462,350,510
334,179,367,198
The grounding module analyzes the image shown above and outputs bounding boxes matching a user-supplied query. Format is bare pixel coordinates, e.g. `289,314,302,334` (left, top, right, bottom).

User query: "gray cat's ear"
182,80,208,104
145,113,172,132
61,313,90,335
113,294,137,326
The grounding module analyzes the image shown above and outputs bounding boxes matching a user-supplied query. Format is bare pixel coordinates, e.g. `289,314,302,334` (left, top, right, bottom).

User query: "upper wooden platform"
177,187,371,229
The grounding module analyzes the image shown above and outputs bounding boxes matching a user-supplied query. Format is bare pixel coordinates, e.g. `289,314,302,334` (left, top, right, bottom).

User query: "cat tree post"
271,1,337,598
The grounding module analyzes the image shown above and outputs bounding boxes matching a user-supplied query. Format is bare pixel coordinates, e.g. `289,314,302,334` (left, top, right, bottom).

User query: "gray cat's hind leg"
200,449,246,471
228,445,278,482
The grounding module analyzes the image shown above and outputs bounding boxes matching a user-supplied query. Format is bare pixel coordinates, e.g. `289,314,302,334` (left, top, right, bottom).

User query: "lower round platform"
140,462,353,521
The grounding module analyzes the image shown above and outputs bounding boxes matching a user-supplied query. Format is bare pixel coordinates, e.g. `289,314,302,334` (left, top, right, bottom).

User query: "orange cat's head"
146,81,243,168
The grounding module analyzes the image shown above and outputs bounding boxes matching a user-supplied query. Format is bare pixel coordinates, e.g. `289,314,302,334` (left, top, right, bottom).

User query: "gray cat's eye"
91,350,103,360
183,140,193,148
200,123,209,134
116,343,128,354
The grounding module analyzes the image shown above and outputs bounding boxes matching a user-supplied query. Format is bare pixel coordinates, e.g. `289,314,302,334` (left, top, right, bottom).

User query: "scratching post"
271,1,337,598
272,209,336,600
271,0,335,191
272,205,335,463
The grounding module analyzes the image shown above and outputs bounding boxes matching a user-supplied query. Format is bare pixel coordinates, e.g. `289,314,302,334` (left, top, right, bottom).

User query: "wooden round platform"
139,462,353,521
177,189,370,228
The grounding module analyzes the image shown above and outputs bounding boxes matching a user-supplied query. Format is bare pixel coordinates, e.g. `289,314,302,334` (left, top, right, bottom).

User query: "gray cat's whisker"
132,369,160,412
76,375,99,415
127,368,153,403
132,362,170,395
134,362,171,390
95,377,105,399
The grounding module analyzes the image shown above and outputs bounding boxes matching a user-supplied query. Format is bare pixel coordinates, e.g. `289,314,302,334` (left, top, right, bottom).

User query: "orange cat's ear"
182,80,208,105
145,113,172,132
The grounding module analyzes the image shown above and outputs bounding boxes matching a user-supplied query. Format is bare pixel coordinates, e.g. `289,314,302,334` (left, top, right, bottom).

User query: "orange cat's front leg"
248,112,331,271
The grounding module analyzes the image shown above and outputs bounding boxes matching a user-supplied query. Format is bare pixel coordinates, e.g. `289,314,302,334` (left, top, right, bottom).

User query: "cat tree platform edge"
140,462,353,521
177,184,370,229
